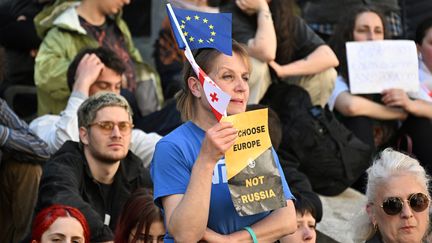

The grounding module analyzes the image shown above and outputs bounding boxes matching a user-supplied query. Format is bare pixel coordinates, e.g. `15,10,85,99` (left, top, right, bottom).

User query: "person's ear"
79,127,90,145
188,76,202,98
366,203,376,225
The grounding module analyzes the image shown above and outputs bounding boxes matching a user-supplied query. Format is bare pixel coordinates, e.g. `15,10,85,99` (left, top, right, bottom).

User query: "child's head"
282,193,317,243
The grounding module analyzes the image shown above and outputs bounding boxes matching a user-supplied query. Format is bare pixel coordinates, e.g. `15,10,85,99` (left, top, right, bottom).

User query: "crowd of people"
1,0,432,242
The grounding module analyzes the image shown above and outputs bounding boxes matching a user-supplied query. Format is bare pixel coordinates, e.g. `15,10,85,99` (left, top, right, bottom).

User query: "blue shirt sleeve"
150,140,192,208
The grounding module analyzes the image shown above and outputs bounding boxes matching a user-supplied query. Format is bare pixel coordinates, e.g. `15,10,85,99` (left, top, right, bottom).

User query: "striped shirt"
0,98,50,164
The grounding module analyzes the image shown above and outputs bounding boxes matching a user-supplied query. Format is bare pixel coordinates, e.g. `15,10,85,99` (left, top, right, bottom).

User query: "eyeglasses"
89,121,133,135
379,192,430,215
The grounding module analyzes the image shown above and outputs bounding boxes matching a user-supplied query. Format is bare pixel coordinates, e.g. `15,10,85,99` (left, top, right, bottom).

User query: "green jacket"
34,1,163,115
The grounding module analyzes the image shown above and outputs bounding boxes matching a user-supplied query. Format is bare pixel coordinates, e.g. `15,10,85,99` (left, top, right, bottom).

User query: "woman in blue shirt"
151,41,296,242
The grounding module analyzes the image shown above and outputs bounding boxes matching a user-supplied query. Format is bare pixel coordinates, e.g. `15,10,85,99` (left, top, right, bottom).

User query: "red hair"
31,204,90,243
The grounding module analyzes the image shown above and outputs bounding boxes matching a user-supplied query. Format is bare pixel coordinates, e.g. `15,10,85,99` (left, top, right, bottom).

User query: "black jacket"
35,141,152,242
400,0,432,39
280,158,323,222
366,233,383,243
0,0,45,50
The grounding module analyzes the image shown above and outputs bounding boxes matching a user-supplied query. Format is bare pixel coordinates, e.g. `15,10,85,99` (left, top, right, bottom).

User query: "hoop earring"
366,222,379,241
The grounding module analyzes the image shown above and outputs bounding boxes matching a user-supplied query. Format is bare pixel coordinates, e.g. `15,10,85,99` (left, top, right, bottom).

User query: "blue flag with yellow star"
167,6,232,56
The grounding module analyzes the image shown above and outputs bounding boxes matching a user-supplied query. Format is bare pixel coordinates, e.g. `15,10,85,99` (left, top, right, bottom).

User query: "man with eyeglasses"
30,47,161,168
33,92,152,243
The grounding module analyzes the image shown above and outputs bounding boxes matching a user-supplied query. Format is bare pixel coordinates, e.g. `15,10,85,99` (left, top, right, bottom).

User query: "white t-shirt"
419,57,432,92
327,76,349,111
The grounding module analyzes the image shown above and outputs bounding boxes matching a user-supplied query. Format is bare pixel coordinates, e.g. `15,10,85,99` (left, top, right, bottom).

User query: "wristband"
244,226,258,243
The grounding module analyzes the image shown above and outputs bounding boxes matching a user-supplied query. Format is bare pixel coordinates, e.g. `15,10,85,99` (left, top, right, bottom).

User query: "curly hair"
66,47,126,91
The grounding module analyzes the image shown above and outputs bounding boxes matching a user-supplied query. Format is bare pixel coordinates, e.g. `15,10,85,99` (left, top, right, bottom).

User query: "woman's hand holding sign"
199,122,237,164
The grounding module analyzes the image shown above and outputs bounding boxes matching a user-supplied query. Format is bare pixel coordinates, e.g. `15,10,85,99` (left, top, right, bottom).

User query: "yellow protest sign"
221,108,271,180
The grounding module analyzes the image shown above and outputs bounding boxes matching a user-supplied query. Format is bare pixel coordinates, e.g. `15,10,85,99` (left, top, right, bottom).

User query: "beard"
95,153,123,165
86,145,128,165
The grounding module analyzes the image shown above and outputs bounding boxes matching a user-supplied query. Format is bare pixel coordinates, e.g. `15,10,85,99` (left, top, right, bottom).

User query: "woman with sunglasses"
355,148,430,242
150,41,296,242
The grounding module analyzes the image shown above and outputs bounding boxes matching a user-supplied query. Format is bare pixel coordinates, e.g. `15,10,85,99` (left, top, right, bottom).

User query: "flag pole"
166,3,229,118
166,4,197,70
166,4,189,49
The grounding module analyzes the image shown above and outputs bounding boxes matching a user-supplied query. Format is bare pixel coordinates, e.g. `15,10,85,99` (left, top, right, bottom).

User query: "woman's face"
204,51,250,115
418,27,432,72
368,174,430,243
281,212,316,243
38,217,85,243
353,11,384,41
129,220,165,243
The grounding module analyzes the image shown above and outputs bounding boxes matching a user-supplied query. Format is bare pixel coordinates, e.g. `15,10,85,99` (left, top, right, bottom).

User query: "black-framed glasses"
89,121,134,135
379,192,430,215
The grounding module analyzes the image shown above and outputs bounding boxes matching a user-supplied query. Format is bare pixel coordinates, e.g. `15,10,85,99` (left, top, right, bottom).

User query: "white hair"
366,148,429,201
353,148,430,242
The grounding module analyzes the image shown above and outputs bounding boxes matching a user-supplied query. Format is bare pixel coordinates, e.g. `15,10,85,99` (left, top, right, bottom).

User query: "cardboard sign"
346,40,419,94
221,109,286,216
222,109,271,180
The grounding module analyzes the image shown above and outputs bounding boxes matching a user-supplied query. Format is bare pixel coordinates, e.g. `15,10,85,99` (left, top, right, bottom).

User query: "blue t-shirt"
150,121,294,241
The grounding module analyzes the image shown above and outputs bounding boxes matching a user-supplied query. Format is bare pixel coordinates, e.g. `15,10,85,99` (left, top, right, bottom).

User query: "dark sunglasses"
380,193,430,215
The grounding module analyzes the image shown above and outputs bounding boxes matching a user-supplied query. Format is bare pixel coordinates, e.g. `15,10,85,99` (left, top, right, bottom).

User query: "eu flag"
167,6,232,56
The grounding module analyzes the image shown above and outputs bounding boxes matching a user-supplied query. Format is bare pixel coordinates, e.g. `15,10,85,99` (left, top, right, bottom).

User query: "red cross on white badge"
210,92,219,102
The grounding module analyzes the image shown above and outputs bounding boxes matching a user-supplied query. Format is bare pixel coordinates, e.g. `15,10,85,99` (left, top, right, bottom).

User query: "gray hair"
366,148,430,202
354,148,430,242
77,92,133,128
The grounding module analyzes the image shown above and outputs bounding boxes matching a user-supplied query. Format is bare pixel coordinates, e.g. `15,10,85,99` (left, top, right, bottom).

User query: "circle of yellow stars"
179,14,216,44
